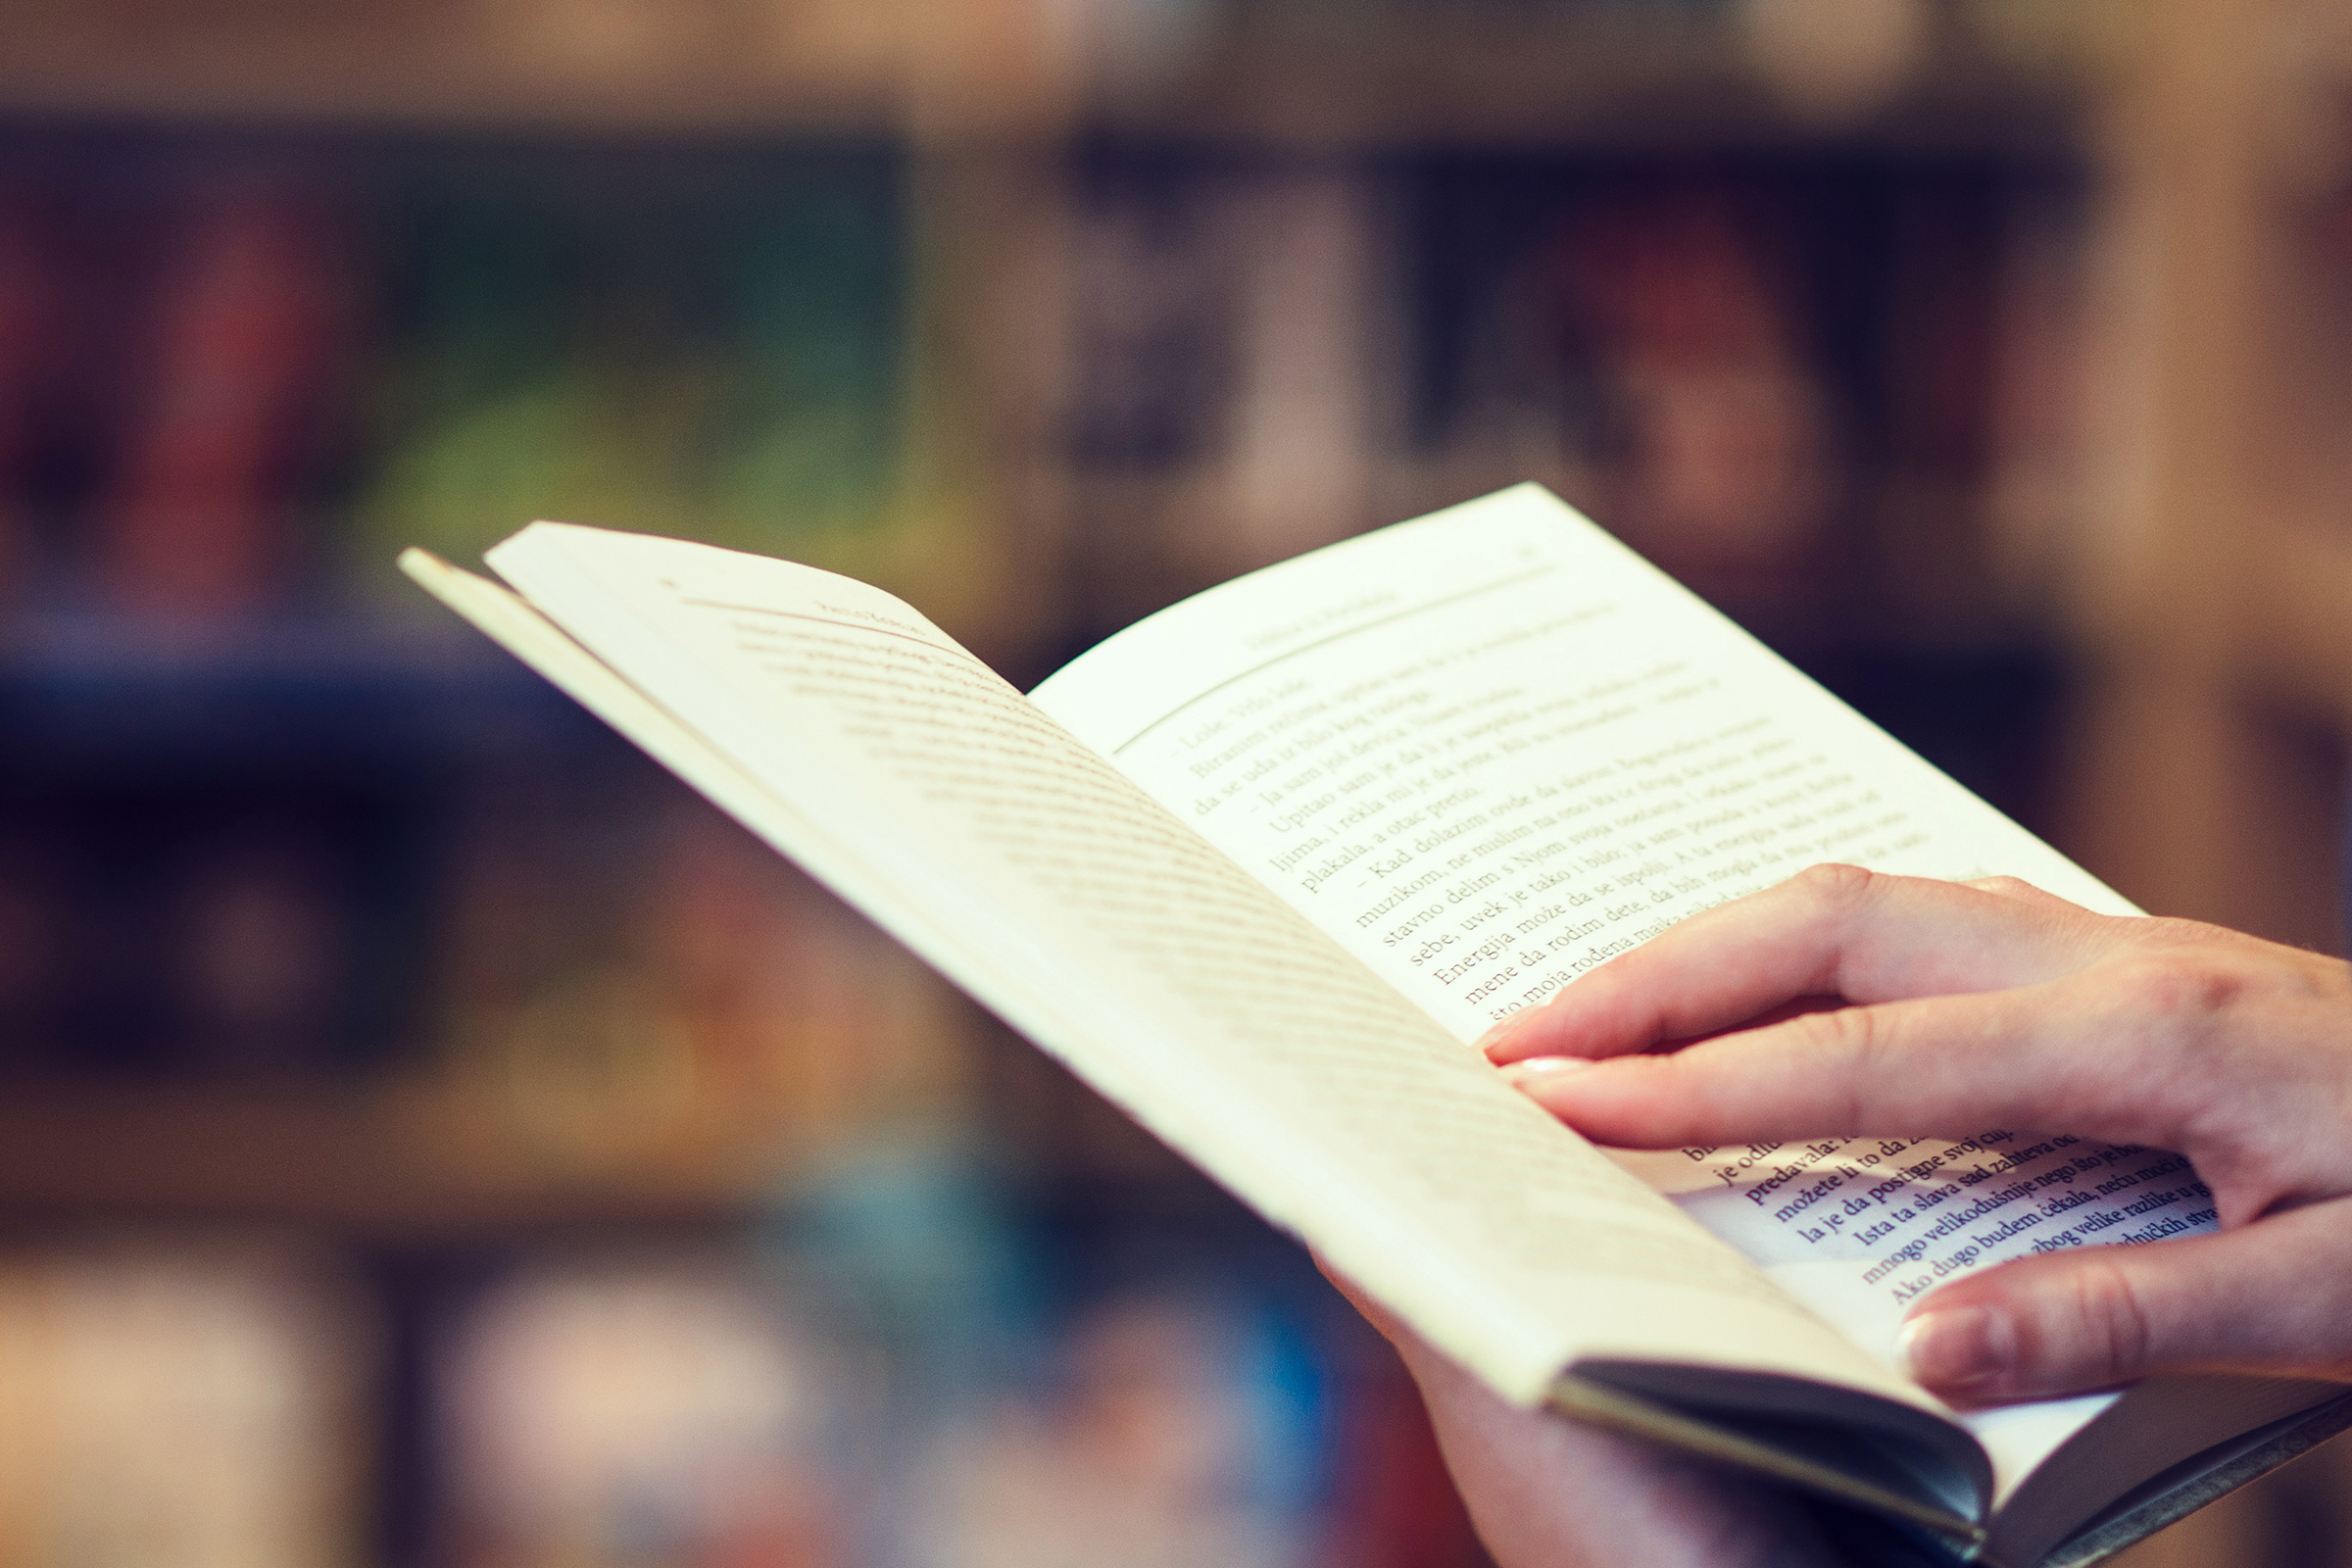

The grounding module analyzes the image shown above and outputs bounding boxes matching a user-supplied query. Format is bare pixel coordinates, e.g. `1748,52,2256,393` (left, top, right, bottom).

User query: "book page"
457,523,1936,1424
1030,484,2215,1497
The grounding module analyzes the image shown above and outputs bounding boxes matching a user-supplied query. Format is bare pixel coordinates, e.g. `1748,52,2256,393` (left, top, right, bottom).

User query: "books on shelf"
0,1247,366,1568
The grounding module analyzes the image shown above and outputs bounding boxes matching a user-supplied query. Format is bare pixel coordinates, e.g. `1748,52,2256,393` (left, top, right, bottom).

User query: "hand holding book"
402,485,2352,1565
1485,868,2352,1413
1327,1258,1847,1568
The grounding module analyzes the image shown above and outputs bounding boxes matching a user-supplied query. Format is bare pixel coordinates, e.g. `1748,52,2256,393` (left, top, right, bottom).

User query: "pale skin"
1343,863,2352,1567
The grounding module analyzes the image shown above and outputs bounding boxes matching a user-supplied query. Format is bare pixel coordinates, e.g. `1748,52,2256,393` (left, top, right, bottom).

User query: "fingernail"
1500,1055,1593,1083
1475,1018,1525,1058
1898,1305,2009,1393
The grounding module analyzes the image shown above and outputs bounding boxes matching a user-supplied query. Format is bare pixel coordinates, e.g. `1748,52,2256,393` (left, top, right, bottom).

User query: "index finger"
1505,981,2173,1152
1482,865,2114,1066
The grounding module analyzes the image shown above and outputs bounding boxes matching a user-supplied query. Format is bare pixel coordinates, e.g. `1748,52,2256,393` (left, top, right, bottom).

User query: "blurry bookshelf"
0,127,1054,1198
0,1244,374,1568
3,1,2349,1566
0,1230,1480,1568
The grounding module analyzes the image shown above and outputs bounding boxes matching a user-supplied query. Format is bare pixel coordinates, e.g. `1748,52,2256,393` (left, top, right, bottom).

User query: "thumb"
1898,1199,2352,1405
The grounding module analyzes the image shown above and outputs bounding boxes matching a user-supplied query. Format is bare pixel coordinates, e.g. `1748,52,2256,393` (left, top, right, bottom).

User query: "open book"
402,485,2351,1568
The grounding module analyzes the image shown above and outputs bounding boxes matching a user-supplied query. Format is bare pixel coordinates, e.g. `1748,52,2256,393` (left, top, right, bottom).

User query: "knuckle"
2112,955,2244,1030
2053,1257,2154,1387
1791,861,1880,917
1780,1005,1881,1130
1783,1003,1876,1057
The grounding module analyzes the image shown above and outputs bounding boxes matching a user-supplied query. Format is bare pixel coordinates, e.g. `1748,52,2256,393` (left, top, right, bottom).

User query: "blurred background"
0,0,2348,1564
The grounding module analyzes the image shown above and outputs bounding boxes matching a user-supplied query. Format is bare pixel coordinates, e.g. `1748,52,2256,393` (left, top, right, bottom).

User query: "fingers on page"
1898,1200,2352,1404
1482,865,2108,1068
1502,981,2188,1152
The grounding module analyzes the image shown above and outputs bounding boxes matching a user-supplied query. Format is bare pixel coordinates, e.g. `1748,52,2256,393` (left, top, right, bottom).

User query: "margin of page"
408,545,1592,1405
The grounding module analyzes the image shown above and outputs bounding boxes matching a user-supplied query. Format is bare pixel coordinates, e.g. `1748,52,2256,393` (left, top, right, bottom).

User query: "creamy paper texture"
1030,485,2219,1499
445,523,1930,1421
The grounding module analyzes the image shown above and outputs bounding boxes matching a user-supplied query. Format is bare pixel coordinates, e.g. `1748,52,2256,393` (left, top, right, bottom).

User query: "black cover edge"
1547,1374,1988,1556
2034,1391,2352,1568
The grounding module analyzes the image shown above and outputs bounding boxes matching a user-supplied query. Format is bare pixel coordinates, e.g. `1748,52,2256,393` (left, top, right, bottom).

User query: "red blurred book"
92,192,352,618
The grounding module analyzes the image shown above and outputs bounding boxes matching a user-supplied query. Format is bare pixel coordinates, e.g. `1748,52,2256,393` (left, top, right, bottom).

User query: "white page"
1031,484,2219,1500
449,525,1936,1423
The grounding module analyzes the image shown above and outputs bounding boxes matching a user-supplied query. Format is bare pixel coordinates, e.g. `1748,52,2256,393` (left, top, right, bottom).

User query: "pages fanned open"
402,484,2352,1568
